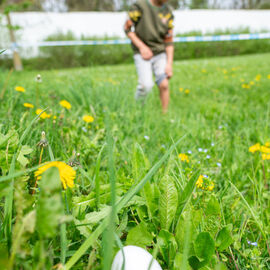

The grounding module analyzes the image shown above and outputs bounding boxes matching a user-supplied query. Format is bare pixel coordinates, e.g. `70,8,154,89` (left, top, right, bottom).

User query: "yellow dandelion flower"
35,161,76,189
53,116,57,120
248,143,261,153
242,83,250,89
15,86,25,92
59,100,71,110
249,143,261,153
207,182,215,191
83,115,94,123
255,74,261,81
201,69,207,73
262,154,270,160
240,78,245,82
185,89,190,94
260,145,270,154
222,69,227,74
179,87,184,92
196,175,204,188
23,103,34,108
249,81,254,86
36,109,51,119
178,153,189,163
268,74,270,79
265,142,270,147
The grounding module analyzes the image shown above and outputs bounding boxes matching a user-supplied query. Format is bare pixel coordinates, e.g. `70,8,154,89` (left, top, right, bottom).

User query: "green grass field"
0,53,270,269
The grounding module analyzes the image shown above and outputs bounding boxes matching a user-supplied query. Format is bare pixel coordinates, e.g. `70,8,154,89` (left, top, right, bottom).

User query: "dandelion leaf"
159,175,178,230
216,225,233,251
36,167,64,238
126,223,153,248
17,145,33,167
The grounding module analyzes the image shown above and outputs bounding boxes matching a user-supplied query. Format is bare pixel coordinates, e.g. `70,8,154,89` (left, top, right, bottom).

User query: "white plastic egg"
111,245,162,270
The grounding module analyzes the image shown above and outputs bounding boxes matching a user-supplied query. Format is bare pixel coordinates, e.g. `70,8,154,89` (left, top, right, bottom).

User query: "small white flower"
218,125,223,129
144,135,150,140
82,127,87,133
188,150,192,154
206,155,211,159
203,174,209,178
217,162,221,167
204,149,208,153
211,142,215,147
198,148,202,152
170,119,175,123
198,161,201,164
161,144,166,149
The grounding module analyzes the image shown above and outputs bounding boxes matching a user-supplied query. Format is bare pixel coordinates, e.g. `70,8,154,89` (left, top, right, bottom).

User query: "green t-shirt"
128,0,174,55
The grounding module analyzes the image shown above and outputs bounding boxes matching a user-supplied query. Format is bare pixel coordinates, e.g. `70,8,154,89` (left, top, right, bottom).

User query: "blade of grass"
229,181,266,240
3,111,46,250
65,135,186,269
94,143,106,210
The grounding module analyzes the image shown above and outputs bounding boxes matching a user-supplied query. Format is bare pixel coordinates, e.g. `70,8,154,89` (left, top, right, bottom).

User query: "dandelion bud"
36,74,42,83
37,131,48,148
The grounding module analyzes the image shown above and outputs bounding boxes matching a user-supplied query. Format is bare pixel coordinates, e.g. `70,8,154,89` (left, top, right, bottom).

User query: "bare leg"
158,78,169,113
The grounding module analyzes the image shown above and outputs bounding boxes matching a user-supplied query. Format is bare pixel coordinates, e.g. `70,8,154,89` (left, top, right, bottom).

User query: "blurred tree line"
1,0,269,11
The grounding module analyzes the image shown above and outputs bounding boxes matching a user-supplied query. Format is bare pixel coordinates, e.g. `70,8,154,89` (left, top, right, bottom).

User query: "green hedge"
1,30,270,70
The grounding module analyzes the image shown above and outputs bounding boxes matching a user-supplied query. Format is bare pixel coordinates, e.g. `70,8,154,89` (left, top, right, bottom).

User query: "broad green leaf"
126,223,153,248
214,262,228,270
216,225,233,251
159,175,178,230
194,232,215,263
16,145,33,167
74,218,92,238
142,181,158,220
174,253,191,270
36,167,64,238
157,229,177,266
205,195,220,216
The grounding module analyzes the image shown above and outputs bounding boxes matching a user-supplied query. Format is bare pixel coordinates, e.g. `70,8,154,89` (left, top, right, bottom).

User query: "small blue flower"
188,150,192,154
198,148,203,152
82,127,87,133
217,162,221,167
204,149,208,153
144,135,150,140
211,142,215,147
206,155,211,159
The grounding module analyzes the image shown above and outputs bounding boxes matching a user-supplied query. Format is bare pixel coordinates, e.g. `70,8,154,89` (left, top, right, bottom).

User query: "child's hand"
165,64,173,79
140,46,153,60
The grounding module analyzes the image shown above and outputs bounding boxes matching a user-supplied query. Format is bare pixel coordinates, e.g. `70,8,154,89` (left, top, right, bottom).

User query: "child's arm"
124,19,153,60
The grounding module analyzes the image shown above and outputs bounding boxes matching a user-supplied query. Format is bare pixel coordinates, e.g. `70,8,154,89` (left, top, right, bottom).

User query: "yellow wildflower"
242,83,250,89
185,89,190,94
249,143,261,153
207,182,215,191
265,142,270,147
201,69,207,73
36,109,51,119
35,161,76,189
260,146,270,154
179,87,184,92
196,175,204,188
268,74,270,79
23,103,34,108
255,74,261,81
249,81,254,86
53,116,57,120
262,154,270,160
15,86,25,92
59,100,71,110
178,153,189,163
83,115,94,123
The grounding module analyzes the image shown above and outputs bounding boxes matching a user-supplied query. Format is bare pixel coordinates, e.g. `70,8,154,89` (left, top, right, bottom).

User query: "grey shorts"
134,52,167,98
